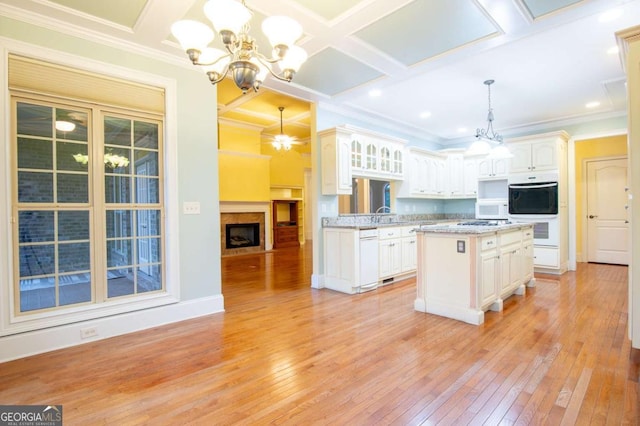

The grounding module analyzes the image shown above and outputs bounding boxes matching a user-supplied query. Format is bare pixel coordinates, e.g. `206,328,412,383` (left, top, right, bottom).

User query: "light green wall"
0,16,222,301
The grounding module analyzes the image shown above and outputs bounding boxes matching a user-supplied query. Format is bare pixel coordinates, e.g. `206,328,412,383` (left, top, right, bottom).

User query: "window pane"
59,273,92,306
58,211,90,241
105,176,131,203
20,277,55,312
19,211,54,243
105,147,131,174
57,142,89,172
137,210,160,237
137,237,161,264
18,171,53,203
18,138,52,170
107,268,134,298
134,121,158,149
137,265,161,293
17,103,52,138
104,117,131,146
58,242,90,273
134,150,158,176
57,173,88,203
20,244,55,277
56,109,88,142
106,210,132,238
135,177,159,204
107,239,132,268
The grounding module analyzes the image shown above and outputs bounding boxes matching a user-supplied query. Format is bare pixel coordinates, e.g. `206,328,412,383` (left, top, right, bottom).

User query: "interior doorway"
585,157,629,265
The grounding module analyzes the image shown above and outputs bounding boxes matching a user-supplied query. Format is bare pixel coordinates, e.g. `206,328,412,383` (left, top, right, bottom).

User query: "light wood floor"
1,243,638,425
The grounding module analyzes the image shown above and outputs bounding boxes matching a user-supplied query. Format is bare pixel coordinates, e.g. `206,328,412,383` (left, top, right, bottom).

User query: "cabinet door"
351,137,363,170
509,143,533,173
492,158,509,177
479,250,497,308
364,139,378,172
434,157,447,196
379,144,392,173
379,238,402,278
477,157,493,178
392,148,403,176
448,154,464,197
463,158,478,197
337,137,353,192
401,236,417,273
522,241,534,282
530,140,557,171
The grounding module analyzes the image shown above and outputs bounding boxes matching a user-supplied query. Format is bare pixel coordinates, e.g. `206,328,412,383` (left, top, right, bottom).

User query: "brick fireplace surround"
220,202,272,256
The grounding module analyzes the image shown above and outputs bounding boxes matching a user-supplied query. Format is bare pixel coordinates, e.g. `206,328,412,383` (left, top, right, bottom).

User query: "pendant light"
272,106,293,151
467,79,512,158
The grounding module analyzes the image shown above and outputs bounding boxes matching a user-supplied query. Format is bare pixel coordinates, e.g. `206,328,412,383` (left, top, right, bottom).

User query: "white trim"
0,39,182,337
567,128,627,270
220,202,272,250
0,295,224,363
311,273,324,289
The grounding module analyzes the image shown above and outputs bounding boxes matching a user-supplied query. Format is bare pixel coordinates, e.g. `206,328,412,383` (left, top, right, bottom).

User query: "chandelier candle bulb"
171,0,307,93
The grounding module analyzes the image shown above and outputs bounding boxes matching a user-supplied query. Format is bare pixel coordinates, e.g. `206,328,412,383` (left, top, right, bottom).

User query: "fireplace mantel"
220,202,272,251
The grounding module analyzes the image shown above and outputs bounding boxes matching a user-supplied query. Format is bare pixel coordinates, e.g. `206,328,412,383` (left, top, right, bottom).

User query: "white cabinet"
522,228,534,284
498,230,524,299
319,128,353,195
477,157,509,179
400,226,417,273
350,137,363,171
323,228,359,293
479,235,498,309
508,139,558,174
378,227,402,279
463,157,479,197
447,153,464,197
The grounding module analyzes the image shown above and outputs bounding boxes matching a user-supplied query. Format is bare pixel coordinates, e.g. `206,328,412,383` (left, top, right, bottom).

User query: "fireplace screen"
226,223,260,249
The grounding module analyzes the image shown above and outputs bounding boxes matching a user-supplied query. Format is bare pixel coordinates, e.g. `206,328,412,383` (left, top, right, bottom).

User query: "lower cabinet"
323,228,359,294
498,230,524,299
400,227,417,273
378,227,402,279
479,235,498,310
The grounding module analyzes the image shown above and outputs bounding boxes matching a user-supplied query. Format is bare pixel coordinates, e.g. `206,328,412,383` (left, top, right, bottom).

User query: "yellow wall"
575,135,627,260
218,122,310,201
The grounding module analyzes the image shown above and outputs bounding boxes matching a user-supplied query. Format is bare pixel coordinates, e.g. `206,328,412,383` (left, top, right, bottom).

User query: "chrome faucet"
374,205,391,223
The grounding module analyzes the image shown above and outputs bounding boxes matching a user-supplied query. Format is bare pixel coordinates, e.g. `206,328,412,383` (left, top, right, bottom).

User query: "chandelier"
272,106,293,151
171,0,307,94
467,79,512,158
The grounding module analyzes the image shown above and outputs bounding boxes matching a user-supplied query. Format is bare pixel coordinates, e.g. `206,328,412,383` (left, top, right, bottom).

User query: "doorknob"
588,215,598,219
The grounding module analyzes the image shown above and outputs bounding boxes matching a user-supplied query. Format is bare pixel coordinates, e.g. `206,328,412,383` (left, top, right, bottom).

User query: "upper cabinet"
507,132,569,174
477,157,509,179
320,126,407,195
319,128,353,195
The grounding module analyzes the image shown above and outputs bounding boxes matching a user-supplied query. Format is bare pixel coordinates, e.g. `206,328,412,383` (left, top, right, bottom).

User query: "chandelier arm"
254,55,291,82
193,52,232,67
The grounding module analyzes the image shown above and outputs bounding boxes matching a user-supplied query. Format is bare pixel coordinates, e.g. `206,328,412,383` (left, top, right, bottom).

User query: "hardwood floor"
1,243,638,425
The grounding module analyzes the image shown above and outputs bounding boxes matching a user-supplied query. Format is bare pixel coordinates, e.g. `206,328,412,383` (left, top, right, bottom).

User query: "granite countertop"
321,214,472,230
416,222,533,235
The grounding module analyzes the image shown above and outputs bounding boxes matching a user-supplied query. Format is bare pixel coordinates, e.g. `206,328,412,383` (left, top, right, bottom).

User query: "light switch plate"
183,201,201,215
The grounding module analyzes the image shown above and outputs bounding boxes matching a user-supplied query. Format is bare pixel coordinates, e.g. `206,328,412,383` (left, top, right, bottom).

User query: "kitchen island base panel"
415,298,485,325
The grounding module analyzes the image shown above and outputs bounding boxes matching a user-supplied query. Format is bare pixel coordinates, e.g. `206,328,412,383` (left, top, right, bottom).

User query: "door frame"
580,155,628,264
568,129,627,271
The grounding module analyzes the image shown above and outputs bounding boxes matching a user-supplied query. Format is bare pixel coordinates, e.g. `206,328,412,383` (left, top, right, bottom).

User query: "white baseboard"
0,295,225,363
311,273,324,289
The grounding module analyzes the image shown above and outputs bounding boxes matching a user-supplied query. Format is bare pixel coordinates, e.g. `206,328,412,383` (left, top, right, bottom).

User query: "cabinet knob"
588,215,598,219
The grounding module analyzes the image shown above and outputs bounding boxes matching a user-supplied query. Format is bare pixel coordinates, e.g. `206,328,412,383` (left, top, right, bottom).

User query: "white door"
586,158,629,265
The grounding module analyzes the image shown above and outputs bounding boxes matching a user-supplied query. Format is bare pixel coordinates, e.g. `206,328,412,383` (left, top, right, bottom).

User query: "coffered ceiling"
1,0,638,147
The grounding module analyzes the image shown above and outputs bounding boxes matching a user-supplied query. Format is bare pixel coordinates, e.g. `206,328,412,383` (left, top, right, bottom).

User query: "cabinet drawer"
522,228,534,241
534,246,559,268
480,236,497,251
401,226,417,237
379,227,402,239
500,230,521,246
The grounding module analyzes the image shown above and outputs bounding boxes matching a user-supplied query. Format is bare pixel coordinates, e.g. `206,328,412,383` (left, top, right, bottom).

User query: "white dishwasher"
358,228,379,292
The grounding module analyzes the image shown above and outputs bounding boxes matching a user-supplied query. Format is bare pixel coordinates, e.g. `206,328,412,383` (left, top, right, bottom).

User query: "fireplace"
226,223,260,249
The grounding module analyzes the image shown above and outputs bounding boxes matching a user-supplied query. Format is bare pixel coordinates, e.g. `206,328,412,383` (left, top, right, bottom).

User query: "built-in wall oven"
508,174,558,215
508,172,559,246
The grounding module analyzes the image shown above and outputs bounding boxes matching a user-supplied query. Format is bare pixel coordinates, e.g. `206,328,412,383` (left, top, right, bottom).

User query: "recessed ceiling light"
457,127,467,133
369,89,382,97
607,45,619,55
586,101,600,109
599,9,622,23
420,111,432,119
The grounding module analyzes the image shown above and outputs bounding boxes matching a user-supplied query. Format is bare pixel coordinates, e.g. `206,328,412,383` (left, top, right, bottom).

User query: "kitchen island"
414,221,535,325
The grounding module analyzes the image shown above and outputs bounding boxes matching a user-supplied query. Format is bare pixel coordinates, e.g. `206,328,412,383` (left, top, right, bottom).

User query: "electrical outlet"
183,201,201,215
80,327,98,339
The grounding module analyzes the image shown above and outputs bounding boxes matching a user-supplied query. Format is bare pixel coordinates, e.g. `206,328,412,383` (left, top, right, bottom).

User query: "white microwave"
476,199,509,219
